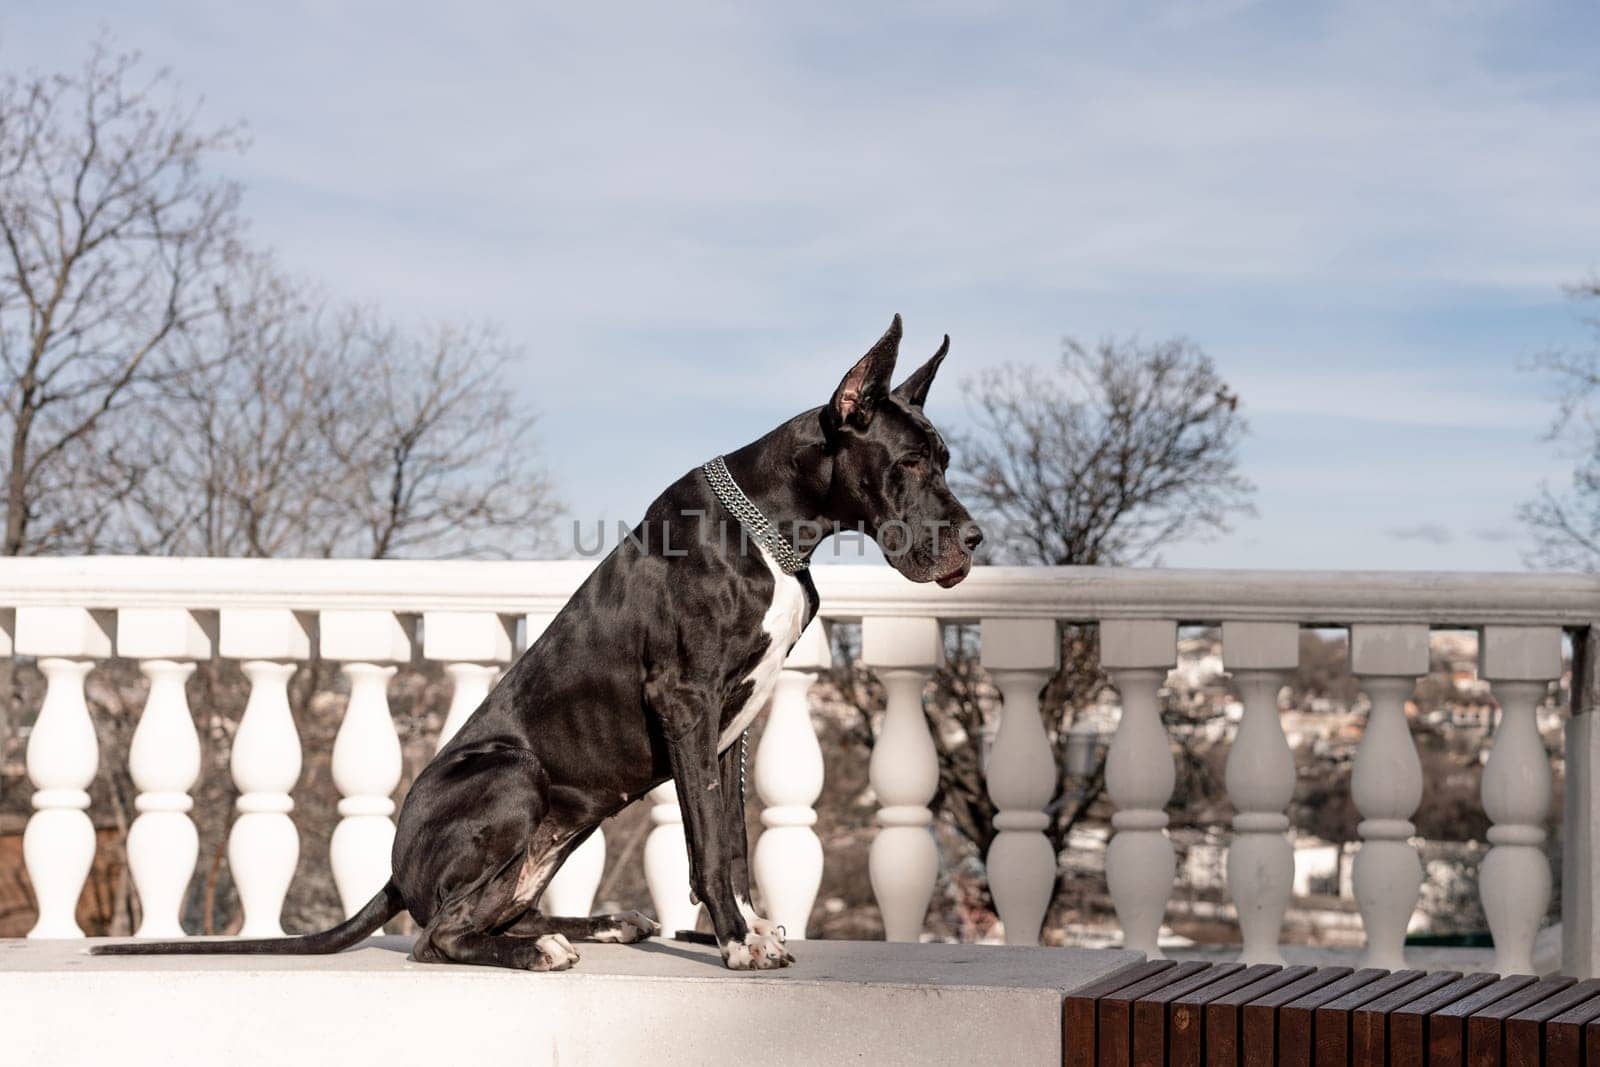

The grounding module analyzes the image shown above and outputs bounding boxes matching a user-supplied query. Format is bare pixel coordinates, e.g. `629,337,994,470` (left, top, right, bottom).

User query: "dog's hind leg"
411,868,582,973
491,825,662,944
420,917,581,972
501,910,659,944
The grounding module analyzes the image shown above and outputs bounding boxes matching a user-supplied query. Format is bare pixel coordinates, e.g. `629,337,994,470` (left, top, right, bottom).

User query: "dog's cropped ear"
824,314,902,434
892,334,949,408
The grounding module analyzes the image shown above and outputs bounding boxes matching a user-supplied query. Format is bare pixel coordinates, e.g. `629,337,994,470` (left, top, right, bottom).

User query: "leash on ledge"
672,930,720,946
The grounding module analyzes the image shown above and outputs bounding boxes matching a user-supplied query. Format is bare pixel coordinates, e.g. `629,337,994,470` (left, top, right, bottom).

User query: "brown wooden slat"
1202,965,1316,1067
1129,962,1245,1067
1064,961,1177,1067
1067,960,1600,1067
1464,976,1576,1067
1167,964,1283,1067
1546,994,1600,1067
1313,969,1426,1066
1277,969,1391,1067
1427,975,1539,1067
1504,978,1600,1067
1098,961,1212,1067
1386,973,1499,1067
1350,971,1462,1065
1240,967,1355,1064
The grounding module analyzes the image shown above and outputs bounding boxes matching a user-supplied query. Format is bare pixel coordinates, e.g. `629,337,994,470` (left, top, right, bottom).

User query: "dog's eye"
900,455,927,472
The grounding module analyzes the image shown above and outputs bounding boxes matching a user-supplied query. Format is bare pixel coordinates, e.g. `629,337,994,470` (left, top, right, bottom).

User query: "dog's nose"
962,523,984,553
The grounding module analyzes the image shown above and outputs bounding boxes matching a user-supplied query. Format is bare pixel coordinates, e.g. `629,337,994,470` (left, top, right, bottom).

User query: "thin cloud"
1386,523,1455,546
1474,527,1519,544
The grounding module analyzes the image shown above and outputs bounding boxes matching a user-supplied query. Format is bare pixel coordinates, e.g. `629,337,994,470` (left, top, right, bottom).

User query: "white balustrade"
1349,624,1428,970
862,616,943,942
3,559,1599,967
321,610,412,918
1220,621,1299,965
752,621,831,940
118,609,216,938
1480,625,1562,975
19,607,113,938
221,609,313,936
1101,618,1178,958
979,617,1059,946
644,780,702,934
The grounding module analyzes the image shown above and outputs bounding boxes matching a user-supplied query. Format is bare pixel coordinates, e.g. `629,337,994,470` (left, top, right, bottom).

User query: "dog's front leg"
651,680,792,970
720,732,790,955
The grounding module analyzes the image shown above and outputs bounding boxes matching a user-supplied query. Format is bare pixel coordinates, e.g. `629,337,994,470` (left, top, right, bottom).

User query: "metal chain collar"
738,729,749,802
703,455,808,575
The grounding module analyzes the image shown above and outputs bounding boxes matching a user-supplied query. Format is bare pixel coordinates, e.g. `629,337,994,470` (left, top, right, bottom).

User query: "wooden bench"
1064,959,1600,1066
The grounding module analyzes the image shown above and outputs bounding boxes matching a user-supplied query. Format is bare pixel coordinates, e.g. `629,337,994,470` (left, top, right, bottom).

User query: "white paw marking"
595,911,659,943
721,926,793,970
616,910,659,942
536,933,580,969
736,897,786,941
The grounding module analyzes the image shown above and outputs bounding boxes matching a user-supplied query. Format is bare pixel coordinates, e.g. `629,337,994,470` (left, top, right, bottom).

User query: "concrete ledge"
1,937,1141,1067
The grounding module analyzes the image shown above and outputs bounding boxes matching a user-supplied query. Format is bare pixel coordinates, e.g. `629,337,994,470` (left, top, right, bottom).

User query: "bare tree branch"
952,336,1252,566
0,42,244,555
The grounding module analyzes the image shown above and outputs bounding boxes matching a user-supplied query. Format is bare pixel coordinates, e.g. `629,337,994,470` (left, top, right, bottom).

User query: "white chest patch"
718,544,809,753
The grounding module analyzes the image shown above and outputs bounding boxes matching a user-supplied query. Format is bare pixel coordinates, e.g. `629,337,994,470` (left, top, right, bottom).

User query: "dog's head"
819,315,981,587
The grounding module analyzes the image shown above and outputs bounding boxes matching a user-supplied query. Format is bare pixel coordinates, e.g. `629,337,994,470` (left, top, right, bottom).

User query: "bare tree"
1521,279,1600,570
320,316,558,559
955,337,1253,566
109,256,558,560
0,44,243,556
107,254,332,556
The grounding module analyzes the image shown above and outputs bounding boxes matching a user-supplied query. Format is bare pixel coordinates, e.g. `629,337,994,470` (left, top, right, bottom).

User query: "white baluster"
524,611,609,916
1480,625,1562,975
321,610,412,918
645,780,702,935
1101,619,1178,958
18,607,114,938
753,621,831,940
423,610,514,750
221,609,313,937
1220,621,1299,965
1350,623,1428,971
118,607,216,938
542,833,606,916
231,661,301,935
980,617,1060,946
862,616,943,943
439,664,497,749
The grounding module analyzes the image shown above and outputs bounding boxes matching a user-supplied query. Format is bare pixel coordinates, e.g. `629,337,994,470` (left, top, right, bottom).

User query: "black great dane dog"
95,315,979,972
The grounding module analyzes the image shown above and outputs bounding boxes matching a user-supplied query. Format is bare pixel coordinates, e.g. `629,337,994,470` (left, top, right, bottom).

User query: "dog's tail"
89,880,405,956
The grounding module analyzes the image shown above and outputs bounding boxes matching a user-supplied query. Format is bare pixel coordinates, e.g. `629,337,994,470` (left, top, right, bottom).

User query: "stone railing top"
0,557,1591,627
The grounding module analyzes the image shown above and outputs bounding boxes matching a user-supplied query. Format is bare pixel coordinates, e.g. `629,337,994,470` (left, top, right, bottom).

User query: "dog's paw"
721,926,794,970
598,911,659,944
532,933,580,971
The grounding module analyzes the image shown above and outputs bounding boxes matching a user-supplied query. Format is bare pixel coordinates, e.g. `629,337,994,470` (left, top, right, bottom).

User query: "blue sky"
6,1,1600,570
